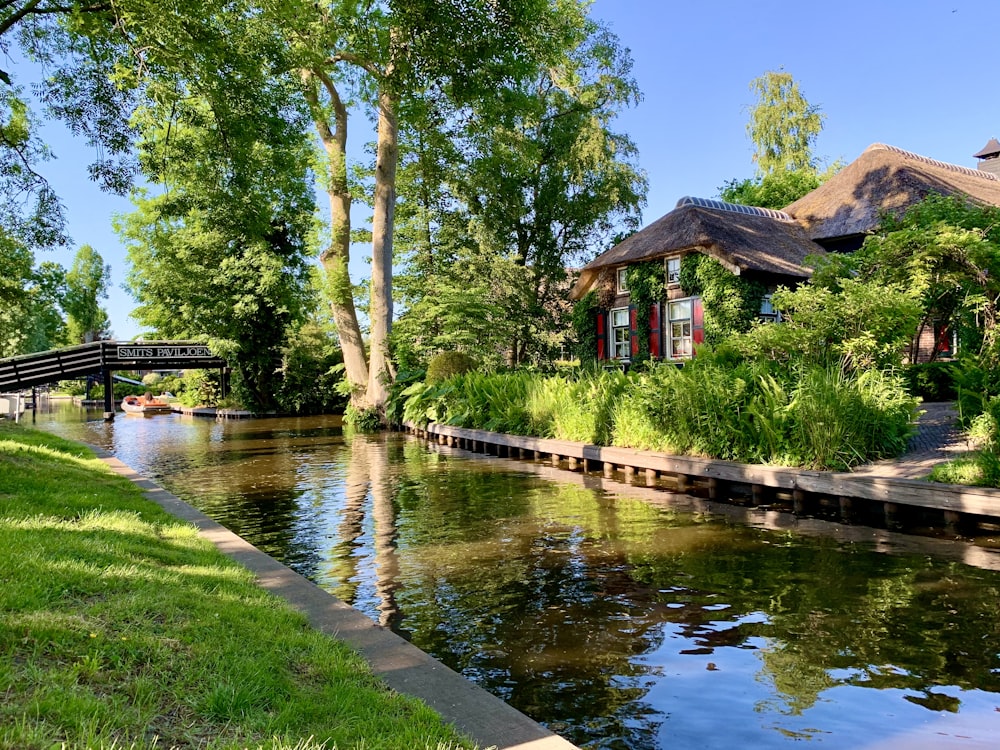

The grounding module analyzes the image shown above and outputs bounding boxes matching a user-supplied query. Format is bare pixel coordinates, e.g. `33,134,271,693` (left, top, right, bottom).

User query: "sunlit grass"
0,422,475,750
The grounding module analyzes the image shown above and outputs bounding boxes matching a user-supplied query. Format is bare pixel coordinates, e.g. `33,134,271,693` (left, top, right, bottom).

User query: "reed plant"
528,369,630,445
403,357,917,471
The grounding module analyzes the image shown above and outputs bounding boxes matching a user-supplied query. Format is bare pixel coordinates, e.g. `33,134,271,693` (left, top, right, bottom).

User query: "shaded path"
851,401,971,480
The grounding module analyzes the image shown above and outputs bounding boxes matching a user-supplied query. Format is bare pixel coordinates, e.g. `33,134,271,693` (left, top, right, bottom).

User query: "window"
668,299,692,358
610,307,630,359
616,267,629,294
665,257,681,285
759,294,781,323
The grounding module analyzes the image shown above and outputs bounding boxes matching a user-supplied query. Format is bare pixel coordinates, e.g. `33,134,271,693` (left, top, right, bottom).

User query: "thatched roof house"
785,143,1000,250
570,197,822,300
574,141,1000,363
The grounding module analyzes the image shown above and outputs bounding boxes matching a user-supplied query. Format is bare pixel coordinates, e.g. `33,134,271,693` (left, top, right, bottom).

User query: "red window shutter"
692,297,705,347
649,303,661,358
595,310,606,361
629,306,638,357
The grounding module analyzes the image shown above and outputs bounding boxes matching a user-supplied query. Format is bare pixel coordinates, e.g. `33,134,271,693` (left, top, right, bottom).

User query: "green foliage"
118,100,315,412
63,245,112,344
679,253,766,345
344,405,382,432
526,369,629,445
930,395,1000,487
737,278,922,372
903,362,958,402
426,351,479,384
746,70,825,176
274,320,347,415
625,262,665,364
718,169,821,209
570,291,599,363
391,18,646,370
856,194,1000,365
177,370,222,408
402,354,918,470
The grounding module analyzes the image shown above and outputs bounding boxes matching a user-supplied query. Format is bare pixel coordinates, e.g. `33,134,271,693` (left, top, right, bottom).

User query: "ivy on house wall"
679,253,766,345
570,290,599,362
626,261,667,365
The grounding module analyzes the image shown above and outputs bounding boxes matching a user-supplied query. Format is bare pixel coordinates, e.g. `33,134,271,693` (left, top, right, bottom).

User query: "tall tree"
63,244,110,343
746,69,824,176
292,0,591,417
720,70,833,209
391,20,646,367
118,91,315,411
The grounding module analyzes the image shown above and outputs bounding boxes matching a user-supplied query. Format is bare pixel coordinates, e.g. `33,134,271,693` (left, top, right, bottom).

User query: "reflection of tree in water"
388,471,669,749
322,433,402,627
628,534,1000,722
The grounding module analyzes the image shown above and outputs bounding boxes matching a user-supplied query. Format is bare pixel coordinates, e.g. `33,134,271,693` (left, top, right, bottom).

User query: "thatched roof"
784,143,1000,241
570,197,823,300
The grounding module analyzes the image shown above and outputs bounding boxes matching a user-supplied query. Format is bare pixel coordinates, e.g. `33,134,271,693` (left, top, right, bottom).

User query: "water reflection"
34,402,1000,749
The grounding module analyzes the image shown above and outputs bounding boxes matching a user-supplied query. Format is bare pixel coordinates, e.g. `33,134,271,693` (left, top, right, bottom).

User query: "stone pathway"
849,401,972,479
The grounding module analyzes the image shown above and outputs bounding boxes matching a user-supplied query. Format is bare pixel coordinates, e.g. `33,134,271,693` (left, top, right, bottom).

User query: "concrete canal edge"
91,448,577,750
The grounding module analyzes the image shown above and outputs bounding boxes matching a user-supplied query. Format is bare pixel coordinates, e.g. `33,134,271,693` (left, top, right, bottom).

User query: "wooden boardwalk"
405,406,1000,535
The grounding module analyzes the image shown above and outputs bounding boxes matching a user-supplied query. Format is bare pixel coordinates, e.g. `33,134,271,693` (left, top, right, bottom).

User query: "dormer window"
616,267,629,294
665,257,681,285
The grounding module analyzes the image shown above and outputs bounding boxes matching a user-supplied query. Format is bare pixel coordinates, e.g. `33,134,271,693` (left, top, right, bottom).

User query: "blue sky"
25,0,1000,340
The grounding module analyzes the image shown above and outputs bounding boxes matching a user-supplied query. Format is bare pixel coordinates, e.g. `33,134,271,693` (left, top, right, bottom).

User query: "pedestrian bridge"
0,341,228,419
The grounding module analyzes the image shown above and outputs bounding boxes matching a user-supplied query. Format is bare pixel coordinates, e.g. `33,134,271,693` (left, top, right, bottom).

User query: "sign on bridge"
116,345,214,360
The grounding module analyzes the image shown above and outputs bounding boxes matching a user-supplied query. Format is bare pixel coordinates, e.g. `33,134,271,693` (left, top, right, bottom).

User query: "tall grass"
405,360,919,471
527,370,630,445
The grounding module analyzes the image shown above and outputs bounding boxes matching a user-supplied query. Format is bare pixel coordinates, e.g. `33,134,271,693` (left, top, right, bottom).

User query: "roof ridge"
866,143,999,182
676,195,795,221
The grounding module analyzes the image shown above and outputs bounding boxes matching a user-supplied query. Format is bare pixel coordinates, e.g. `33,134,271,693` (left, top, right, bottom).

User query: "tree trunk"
303,69,369,406
366,88,398,416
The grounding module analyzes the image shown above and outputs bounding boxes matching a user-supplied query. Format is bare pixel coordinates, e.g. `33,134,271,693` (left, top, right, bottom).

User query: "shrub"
903,361,958,402
426,351,478,384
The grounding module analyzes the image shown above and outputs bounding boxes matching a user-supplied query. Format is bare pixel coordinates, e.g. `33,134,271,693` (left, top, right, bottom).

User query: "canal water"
33,401,1000,749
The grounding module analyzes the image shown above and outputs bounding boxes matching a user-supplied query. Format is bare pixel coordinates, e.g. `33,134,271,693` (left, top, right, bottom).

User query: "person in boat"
141,391,155,405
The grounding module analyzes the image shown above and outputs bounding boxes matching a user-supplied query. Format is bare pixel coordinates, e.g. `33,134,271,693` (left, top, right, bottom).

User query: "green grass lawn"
0,422,475,750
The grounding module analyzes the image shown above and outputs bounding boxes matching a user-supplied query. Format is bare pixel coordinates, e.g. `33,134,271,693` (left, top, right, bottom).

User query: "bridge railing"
0,342,105,391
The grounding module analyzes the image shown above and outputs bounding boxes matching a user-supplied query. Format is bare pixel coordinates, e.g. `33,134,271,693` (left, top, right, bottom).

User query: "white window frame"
665,256,681,285
667,298,693,359
616,267,629,295
610,307,631,360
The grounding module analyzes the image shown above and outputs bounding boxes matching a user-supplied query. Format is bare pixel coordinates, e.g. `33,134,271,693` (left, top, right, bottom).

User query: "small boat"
121,395,174,416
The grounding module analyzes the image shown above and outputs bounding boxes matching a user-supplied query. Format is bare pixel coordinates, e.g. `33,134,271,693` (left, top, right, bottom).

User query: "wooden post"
751,484,766,506
534,450,542,460
884,502,900,530
551,454,561,468
675,474,688,494
707,477,726,501
582,458,591,473
645,468,658,487
568,457,579,471
102,368,115,422
839,496,854,523
943,510,964,535
792,489,807,515
623,465,635,482
603,462,614,478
